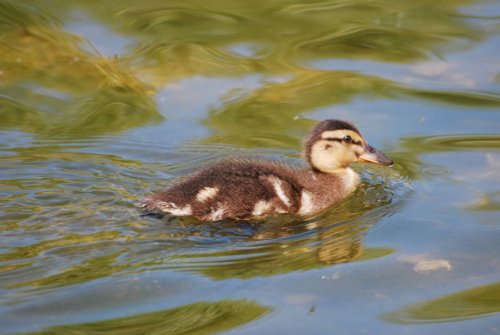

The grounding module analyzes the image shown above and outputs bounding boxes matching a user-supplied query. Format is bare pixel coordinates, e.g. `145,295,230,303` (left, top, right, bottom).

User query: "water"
0,0,499,334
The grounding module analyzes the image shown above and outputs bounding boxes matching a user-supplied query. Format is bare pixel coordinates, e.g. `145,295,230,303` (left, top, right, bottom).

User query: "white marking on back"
196,187,219,202
209,205,225,221
269,176,291,207
252,200,272,216
306,222,317,230
275,207,288,214
298,191,315,215
156,201,192,216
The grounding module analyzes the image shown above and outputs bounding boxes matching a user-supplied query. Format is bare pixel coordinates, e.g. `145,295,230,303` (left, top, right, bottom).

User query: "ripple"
0,84,162,139
401,134,500,152
4,299,271,335
398,88,500,107
0,134,411,296
121,6,245,30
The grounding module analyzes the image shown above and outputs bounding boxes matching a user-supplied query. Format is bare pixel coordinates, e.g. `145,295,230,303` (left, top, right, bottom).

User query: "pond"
0,1,499,334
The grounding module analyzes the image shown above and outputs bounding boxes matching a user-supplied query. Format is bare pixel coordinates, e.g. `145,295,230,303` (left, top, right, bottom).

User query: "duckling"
141,119,393,221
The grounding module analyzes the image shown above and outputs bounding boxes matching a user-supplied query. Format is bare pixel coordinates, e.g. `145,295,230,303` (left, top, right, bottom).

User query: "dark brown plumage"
142,160,303,220
141,119,393,221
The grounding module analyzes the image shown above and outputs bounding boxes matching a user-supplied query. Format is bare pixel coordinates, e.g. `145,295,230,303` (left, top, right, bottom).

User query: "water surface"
1,1,499,334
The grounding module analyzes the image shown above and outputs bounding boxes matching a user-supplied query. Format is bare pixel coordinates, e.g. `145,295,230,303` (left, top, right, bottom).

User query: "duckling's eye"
343,135,353,143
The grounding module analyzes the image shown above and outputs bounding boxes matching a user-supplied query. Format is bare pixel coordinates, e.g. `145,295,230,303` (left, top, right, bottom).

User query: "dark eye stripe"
324,137,362,146
324,137,342,143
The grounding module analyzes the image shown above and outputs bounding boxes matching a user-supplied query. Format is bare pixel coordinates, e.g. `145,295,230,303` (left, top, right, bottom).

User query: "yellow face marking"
310,130,366,172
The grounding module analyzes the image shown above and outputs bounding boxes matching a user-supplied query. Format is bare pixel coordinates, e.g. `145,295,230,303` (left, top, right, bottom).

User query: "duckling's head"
305,119,393,173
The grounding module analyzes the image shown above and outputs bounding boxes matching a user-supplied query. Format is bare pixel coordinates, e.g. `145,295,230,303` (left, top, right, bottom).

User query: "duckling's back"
141,160,305,221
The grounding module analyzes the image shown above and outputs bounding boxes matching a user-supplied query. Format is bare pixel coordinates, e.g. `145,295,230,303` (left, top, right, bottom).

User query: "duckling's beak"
358,144,393,166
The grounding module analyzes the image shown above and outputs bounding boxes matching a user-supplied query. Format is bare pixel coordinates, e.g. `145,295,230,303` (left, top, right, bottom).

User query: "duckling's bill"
357,144,393,166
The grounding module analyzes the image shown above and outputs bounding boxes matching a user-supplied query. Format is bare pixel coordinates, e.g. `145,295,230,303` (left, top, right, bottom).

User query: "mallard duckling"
141,119,393,221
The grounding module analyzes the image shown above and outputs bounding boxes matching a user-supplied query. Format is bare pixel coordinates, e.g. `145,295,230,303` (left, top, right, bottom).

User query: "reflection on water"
383,282,500,324
0,143,410,288
1,0,498,142
1,0,500,334
0,2,162,138
395,134,500,179
24,300,271,335
116,0,488,72
171,169,409,279
201,71,392,148
402,134,500,153
467,191,500,212
0,86,161,137
0,136,409,332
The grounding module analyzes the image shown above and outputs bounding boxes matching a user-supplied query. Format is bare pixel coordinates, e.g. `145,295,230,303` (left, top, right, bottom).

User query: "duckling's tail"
138,197,165,218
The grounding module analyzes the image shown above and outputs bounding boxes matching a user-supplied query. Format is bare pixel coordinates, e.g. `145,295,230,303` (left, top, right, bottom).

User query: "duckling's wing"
141,159,304,220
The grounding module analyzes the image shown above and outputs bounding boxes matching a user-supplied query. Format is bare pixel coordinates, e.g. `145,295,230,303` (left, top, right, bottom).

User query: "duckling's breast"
342,168,361,193
294,168,360,215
